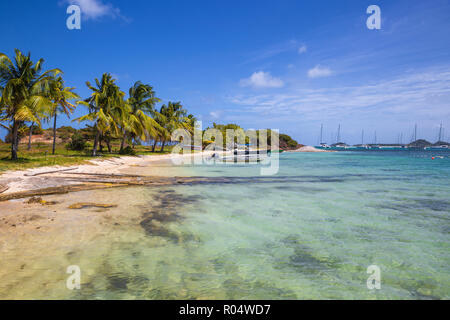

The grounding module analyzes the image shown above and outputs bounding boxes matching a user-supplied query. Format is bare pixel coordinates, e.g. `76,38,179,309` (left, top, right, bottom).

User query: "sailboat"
408,124,424,150
330,124,349,149
425,123,449,150
353,129,369,150
315,124,331,149
368,131,380,150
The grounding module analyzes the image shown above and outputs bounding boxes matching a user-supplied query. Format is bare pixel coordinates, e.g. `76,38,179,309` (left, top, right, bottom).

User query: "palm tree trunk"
52,113,57,155
120,131,126,152
152,139,158,152
28,122,34,151
106,139,112,153
160,139,166,153
92,128,100,156
11,119,19,160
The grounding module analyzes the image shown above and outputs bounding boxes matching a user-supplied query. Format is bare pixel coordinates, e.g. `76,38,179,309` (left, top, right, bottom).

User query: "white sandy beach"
0,152,217,195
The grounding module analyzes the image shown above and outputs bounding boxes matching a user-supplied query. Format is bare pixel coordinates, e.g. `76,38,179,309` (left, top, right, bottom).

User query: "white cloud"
209,111,222,119
298,45,307,54
230,68,450,121
63,0,125,20
307,65,333,78
240,71,284,89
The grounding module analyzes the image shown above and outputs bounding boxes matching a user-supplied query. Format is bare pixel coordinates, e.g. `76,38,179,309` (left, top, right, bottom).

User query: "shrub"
57,126,77,142
24,124,44,136
119,146,136,155
278,134,299,150
67,133,87,151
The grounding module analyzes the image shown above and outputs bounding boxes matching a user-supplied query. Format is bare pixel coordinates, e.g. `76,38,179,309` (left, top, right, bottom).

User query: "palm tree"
120,81,162,151
27,122,34,150
157,101,188,152
184,113,197,135
0,49,60,160
49,76,79,154
75,73,125,156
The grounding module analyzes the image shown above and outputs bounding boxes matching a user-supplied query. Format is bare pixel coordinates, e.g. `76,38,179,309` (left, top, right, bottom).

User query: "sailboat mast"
438,123,443,142
361,129,364,145
337,124,341,143
414,124,417,142
320,124,323,144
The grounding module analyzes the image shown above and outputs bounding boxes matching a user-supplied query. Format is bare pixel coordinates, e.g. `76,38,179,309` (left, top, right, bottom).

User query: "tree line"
0,49,196,160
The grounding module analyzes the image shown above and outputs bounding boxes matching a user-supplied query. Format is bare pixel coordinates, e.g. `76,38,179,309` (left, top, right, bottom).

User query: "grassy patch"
0,142,173,173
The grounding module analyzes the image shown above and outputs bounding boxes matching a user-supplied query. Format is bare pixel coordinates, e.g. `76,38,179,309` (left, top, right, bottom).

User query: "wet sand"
0,176,184,299
0,152,203,299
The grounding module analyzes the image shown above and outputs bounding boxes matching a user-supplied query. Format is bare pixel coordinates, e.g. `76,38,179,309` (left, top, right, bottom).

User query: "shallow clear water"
1,151,449,299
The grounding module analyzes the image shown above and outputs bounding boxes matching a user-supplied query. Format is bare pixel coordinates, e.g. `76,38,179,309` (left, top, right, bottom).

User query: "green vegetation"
409,139,432,148
66,132,86,151
279,134,300,149
1,49,301,172
0,49,60,160
0,49,195,169
204,123,300,150
153,102,196,152
0,140,173,172
48,76,79,155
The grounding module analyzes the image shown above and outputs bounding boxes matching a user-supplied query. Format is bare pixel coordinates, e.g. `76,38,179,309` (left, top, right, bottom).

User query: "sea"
0,150,449,299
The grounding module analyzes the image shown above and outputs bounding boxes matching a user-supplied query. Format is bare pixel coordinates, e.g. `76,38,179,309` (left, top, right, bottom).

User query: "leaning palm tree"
0,49,60,160
157,101,188,152
184,113,197,135
120,81,162,151
75,73,125,156
49,76,80,154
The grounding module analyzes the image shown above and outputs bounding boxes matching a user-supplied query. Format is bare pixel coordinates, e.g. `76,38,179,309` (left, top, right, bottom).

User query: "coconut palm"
120,81,162,151
49,76,79,154
0,49,61,160
27,122,34,150
75,73,125,156
157,101,188,152
184,113,197,135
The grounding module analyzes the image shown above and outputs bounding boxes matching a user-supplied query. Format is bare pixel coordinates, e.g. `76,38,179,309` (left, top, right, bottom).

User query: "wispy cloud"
241,39,300,65
62,0,128,21
231,67,450,121
240,71,284,89
209,111,222,119
307,65,332,78
298,45,307,54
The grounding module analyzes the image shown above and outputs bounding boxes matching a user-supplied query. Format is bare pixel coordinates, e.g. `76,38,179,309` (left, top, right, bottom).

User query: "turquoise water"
1,151,449,299
158,150,450,299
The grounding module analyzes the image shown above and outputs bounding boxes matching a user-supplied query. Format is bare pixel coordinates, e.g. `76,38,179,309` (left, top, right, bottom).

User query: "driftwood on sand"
0,184,9,194
23,167,79,176
61,172,143,178
0,184,119,201
0,173,235,202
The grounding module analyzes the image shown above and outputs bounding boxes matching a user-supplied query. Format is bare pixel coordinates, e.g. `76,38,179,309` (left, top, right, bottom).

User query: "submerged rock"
140,218,180,242
143,211,182,223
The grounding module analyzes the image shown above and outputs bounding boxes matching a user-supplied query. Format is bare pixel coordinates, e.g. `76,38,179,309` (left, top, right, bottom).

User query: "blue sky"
1,0,449,144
